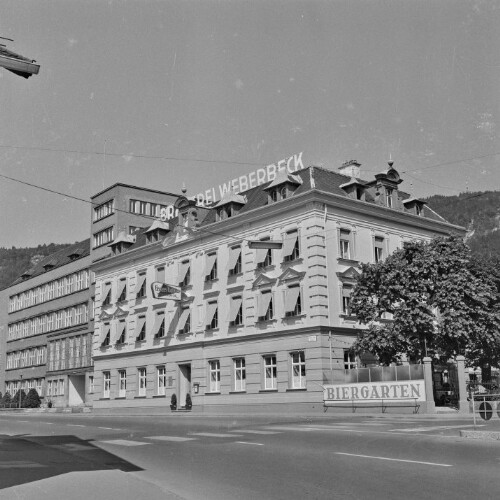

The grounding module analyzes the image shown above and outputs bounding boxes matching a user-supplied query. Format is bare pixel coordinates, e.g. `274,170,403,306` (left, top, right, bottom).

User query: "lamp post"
18,374,23,409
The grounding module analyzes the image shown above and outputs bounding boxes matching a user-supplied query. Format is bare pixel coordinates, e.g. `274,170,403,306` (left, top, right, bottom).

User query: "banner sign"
323,380,426,402
159,152,304,221
151,282,182,301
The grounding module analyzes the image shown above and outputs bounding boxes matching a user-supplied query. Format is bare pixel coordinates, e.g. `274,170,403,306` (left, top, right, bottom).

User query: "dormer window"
145,220,170,244
386,188,393,208
280,186,287,200
214,192,247,221
265,171,302,204
416,204,422,216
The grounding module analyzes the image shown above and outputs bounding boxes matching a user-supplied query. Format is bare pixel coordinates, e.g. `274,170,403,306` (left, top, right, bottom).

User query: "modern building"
90,161,464,414
0,183,180,407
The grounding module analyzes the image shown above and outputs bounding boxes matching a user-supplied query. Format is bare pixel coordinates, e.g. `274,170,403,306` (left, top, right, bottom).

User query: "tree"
24,389,42,408
12,389,26,407
1,392,12,407
350,236,500,373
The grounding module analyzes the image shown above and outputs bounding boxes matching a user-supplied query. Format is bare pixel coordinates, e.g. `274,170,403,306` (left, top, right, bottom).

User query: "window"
178,307,191,334
129,225,142,235
75,305,83,325
263,355,277,390
155,266,165,283
234,358,246,392
205,252,217,281
118,370,127,397
258,291,273,321
116,321,126,345
138,368,147,397
229,296,243,326
157,366,166,396
103,372,111,398
283,230,299,262
344,350,357,370
284,286,302,317
93,226,114,248
136,273,147,299
342,286,353,315
136,316,146,342
94,199,114,221
209,360,220,392
386,188,393,208
154,313,165,338
57,279,64,297
102,282,112,306
101,324,111,347
374,236,385,263
228,245,242,276
206,301,218,330
256,238,273,268
178,260,191,287
339,229,351,260
75,272,83,291
291,351,306,389
415,204,422,216
88,375,95,394
117,279,127,302
280,186,287,200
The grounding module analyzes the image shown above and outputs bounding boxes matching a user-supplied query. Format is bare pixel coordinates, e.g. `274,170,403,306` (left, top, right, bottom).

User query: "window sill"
282,257,303,266
229,391,247,394
283,313,306,320
340,314,357,321
259,389,278,393
135,339,146,344
134,396,147,399
204,278,219,284
114,397,126,400
153,395,166,398
256,318,277,325
286,388,307,392
256,264,275,272
337,258,359,266
228,272,243,278
204,392,221,396
99,397,110,400
93,212,114,224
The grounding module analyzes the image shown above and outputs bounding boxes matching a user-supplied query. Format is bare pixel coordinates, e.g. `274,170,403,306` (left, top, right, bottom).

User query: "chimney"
339,160,361,178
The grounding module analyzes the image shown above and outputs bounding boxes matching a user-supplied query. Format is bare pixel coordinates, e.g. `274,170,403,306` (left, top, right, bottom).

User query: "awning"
255,247,268,264
177,307,190,333
135,274,146,296
227,246,241,271
282,231,298,258
0,46,40,78
117,279,126,300
284,286,301,313
135,316,146,339
102,283,111,304
178,261,190,285
101,324,111,346
153,313,165,336
228,296,243,322
204,253,217,278
342,286,352,297
205,302,218,327
258,292,272,317
156,267,165,284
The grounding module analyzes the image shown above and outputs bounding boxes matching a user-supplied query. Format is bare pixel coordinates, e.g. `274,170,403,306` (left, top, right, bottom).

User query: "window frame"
233,358,246,392
290,351,306,389
263,354,277,390
103,371,111,398
138,367,147,397
118,370,127,397
209,360,221,393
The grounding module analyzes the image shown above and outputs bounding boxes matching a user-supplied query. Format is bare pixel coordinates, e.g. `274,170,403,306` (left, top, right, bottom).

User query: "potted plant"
170,393,177,411
185,393,192,410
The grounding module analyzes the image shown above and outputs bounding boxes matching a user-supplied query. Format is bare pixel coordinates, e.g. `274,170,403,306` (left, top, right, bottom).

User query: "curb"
460,430,500,441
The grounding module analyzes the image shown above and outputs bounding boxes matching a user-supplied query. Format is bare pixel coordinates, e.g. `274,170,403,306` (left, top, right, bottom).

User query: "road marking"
99,439,149,447
335,452,452,467
390,424,484,432
236,430,281,435
67,424,86,427
190,432,244,438
262,426,316,432
98,426,117,430
41,422,53,425
0,461,46,469
234,441,264,446
145,436,196,442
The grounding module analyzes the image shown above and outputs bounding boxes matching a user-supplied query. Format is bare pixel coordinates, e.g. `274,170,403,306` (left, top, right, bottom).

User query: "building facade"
90,162,463,413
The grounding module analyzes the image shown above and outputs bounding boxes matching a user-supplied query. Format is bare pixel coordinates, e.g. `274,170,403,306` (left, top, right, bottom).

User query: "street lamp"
18,374,23,409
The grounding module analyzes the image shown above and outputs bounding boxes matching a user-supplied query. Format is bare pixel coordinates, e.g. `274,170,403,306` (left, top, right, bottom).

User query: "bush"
185,393,192,410
0,392,11,407
12,389,26,407
24,389,42,408
170,393,177,409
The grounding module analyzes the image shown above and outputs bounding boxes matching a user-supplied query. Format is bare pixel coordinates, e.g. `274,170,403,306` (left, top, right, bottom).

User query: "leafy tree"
350,236,500,375
1,392,12,407
12,389,26,407
24,389,42,408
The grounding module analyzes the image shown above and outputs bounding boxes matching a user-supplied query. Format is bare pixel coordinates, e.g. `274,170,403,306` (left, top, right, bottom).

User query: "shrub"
2,392,11,405
185,393,192,410
24,389,42,408
12,389,26,407
170,393,177,409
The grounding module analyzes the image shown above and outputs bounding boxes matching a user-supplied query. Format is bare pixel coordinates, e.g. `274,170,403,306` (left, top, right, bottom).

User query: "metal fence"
342,364,424,384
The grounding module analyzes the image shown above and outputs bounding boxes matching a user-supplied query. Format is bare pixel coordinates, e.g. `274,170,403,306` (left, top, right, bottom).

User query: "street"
0,412,499,499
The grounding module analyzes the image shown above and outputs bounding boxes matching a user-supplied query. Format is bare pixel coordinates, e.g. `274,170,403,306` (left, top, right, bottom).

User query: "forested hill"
424,191,500,260
0,243,72,290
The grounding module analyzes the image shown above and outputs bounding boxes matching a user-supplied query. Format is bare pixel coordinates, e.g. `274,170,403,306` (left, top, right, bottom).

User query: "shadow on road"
0,434,142,490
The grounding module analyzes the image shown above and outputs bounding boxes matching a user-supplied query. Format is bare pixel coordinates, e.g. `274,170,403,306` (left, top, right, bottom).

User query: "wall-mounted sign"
323,380,426,402
160,152,304,221
151,282,182,301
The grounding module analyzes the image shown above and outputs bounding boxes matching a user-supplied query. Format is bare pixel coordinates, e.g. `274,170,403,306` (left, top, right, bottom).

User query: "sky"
1,0,499,248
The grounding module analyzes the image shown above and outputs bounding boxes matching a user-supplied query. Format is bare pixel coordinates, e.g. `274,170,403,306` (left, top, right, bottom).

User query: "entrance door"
178,364,192,408
68,375,85,406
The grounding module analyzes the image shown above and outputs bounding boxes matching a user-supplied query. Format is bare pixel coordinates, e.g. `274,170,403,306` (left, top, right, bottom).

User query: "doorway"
178,363,192,408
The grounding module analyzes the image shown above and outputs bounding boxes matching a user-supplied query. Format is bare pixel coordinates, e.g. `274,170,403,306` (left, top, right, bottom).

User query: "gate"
432,363,459,407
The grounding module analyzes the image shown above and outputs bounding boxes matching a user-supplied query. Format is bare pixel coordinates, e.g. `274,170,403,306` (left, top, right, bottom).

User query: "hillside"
424,191,500,260
0,243,72,290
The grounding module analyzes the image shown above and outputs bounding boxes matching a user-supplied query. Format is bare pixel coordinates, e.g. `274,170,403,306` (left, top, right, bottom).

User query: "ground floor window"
118,370,127,397
88,375,94,394
157,366,166,396
233,358,246,392
138,368,147,396
103,372,111,398
209,360,220,392
263,355,277,390
344,350,357,370
291,351,306,389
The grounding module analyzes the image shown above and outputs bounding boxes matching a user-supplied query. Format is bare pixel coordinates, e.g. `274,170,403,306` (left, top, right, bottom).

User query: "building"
90,160,463,414
0,184,180,407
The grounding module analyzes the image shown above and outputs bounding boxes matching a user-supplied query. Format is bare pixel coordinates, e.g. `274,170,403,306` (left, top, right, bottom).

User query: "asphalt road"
0,412,499,500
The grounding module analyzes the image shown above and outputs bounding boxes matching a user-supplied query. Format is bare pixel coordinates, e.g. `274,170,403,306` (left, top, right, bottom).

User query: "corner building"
91,162,462,414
